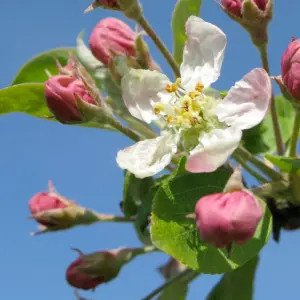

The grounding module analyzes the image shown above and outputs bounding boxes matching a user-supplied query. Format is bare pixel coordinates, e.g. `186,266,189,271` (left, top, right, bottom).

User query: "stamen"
153,103,165,115
195,82,204,93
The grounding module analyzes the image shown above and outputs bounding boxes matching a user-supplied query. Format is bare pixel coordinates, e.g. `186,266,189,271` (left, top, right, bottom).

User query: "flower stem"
232,153,268,183
258,44,284,155
141,269,199,300
235,146,282,181
110,117,142,142
94,213,136,223
138,16,180,78
289,111,300,157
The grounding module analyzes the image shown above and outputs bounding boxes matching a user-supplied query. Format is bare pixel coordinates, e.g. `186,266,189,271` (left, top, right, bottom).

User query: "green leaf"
265,155,300,174
151,170,272,274
243,96,294,154
0,83,115,130
158,281,188,300
123,171,153,217
12,48,74,85
207,256,259,300
172,0,202,64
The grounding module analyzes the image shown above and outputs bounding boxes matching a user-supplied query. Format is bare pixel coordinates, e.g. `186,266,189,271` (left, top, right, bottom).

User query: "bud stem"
137,16,180,78
258,44,284,155
232,153,268,183
251,180,289,198
110,117,142,142
95,213,136,223
141,269,199,300
235,146,282,181
289,111,300,157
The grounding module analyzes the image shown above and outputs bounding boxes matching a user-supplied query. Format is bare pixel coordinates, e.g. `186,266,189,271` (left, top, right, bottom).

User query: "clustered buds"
195,190,263,248
281,39,300,101
45,75,96,124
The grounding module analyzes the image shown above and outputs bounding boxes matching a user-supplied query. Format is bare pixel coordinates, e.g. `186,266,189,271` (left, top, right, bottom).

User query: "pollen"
165,78,182,93
195,82,204,92
189,91,200,99
153,103,165,115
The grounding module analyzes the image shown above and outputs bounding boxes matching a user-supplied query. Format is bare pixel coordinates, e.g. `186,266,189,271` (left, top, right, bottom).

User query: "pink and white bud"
221,0,268,17
89,18,136,65
281,39,300,101
195,191,263,248
45,75,96,124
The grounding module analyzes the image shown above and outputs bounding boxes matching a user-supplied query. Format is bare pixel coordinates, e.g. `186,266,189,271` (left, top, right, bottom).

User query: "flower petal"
116,133,178,178
186,127,242,173
121,69,171,123
214,68,272,130
180,16,227,91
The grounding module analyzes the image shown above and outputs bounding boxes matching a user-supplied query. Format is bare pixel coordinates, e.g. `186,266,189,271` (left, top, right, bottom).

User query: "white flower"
117,16,272,178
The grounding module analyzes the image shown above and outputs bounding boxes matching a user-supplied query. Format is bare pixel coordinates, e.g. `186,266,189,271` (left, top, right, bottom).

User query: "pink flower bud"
45,75,96,124
221,0,267,17
221,0,242,16
97,0,118,6
281,39,300,100
89,18,136,65
66,256,105,290
195,191,263,248
29,192,69,226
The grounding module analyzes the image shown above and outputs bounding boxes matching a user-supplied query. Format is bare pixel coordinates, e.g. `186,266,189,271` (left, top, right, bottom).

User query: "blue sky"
1,0,300,299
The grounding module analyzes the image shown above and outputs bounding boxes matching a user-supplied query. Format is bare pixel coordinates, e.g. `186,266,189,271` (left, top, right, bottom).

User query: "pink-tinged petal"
186,127,242,173
121,69,171,124
180,16,227,91
215,68,271,130
116,133,178,178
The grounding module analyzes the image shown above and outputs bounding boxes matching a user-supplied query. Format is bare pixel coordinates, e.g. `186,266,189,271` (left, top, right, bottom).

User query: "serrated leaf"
158,281,188,300
265,155,300,175
123,171,153,218
0,83,115,130
12,48,74,85
243,96,294,154
172,0,202,64
207,256,259,300
151,170,272,274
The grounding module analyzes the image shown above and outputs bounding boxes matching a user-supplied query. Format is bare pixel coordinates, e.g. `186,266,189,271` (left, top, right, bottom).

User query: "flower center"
153,78,218,131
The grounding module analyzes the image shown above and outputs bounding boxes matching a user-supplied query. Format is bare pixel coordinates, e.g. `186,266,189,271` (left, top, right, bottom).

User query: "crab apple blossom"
281,39,300,101
195,190,263,248
116,16,271,178
89,18,136,65
45,75,96,124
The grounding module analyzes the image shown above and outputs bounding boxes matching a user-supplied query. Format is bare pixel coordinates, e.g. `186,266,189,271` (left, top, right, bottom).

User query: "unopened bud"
66,247,142,290
89,18,136,65
44,75,96,124
195,190,263,248
281,39,300,102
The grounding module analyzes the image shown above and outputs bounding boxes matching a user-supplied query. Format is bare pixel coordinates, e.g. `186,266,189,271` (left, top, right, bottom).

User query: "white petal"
180,16,227,91
186,127,242,173
214,68,272,130
116,134,178,178
121,69,171,124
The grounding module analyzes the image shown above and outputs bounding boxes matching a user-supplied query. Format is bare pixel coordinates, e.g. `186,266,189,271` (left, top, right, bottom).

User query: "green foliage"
207,256,259,300
123,171,153,217
243,96,294,154
12,48,73,85
151,162,272,273
172,0,202,64
265,155,300,174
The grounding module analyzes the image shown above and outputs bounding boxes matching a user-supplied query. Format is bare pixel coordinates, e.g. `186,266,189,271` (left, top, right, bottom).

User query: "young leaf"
243,96,294,154
172,0,202,64
151,169,272,274
12,48,74,85
123,171,153,217
265,155,300,174
207,256,259,300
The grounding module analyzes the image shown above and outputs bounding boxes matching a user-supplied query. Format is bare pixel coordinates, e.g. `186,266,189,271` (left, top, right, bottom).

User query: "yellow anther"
166,116,174,123
165,83,177,93
189,116,201,126
153,103,165,115
195,82,204,92
189,91,200,99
